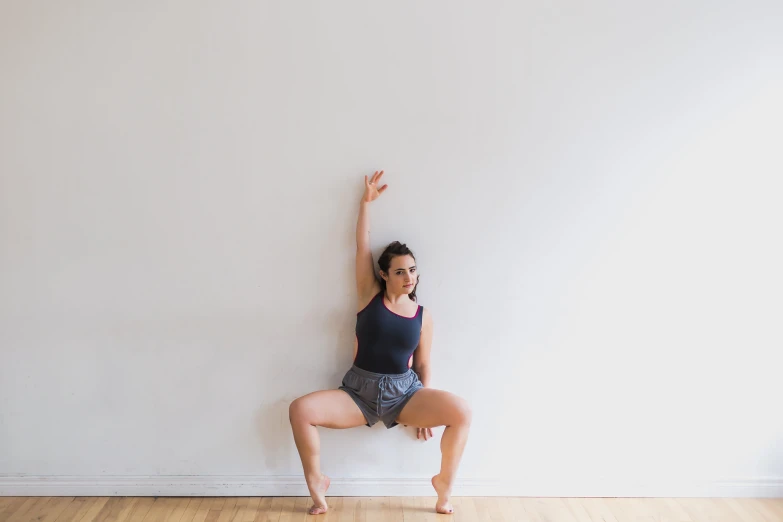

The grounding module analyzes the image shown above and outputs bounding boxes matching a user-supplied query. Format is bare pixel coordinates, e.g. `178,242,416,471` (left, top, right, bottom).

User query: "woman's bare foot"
431,474,454,514
306,473,331,515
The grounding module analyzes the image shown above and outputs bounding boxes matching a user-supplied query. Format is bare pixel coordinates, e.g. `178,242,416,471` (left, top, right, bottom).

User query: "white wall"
1,0,782,497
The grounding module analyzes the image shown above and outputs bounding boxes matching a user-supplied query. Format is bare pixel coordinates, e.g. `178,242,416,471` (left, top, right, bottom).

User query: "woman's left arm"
412,308,433,387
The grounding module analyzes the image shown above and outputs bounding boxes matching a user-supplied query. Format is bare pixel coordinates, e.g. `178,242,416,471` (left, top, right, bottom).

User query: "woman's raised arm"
356,171,387,302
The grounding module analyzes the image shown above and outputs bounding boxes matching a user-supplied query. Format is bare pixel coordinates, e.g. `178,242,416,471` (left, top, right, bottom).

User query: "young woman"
288,171,473,515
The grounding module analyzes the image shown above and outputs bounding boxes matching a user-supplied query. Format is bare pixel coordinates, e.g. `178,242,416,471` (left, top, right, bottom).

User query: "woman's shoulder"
357,288,383,315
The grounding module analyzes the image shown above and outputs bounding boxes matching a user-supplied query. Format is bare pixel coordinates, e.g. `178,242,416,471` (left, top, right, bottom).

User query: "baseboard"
1,475,781,498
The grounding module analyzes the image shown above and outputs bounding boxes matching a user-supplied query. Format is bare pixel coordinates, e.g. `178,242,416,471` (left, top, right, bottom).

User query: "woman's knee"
289,397,310,424
454,396,472,426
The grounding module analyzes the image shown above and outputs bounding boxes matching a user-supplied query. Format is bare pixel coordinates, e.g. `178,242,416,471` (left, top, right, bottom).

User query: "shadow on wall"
761,443,783,481
254,311,357,471
254,211,398,469
255,394,300,470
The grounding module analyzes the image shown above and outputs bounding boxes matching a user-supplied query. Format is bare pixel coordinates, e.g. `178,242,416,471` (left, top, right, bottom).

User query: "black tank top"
354,291,423,374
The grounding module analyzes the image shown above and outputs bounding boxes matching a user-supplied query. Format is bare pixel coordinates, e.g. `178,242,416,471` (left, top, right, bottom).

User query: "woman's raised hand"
363,170,388,203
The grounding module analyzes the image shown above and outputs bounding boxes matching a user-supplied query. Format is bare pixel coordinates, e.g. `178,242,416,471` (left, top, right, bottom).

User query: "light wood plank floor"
1,496,782,522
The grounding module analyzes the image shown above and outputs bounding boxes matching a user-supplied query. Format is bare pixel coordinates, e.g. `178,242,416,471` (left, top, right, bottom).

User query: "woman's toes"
308,505,328,515
436,501,454,514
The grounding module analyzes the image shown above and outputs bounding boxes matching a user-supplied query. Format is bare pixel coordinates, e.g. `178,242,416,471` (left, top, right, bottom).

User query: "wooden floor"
1,496,782,522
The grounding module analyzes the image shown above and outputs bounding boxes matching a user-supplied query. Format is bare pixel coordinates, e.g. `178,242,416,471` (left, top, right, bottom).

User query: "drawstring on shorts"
376,374,390,416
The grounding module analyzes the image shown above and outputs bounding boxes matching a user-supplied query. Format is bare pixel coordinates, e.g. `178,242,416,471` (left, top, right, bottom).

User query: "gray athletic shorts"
338,364,424,429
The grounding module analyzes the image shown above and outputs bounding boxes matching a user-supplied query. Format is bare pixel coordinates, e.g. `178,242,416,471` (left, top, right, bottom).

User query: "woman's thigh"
289,389,368,429
395,388,472,428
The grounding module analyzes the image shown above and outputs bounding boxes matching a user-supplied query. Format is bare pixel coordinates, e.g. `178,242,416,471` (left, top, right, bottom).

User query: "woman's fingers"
417,427,433,441
410,426,435,441
363,171,388,201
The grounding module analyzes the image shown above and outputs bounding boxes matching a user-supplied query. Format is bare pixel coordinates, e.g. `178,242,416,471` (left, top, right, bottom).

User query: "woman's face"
384,255,418,294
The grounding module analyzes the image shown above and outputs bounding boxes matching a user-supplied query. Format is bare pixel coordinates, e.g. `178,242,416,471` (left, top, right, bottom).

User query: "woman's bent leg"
288,390,367,515
395,389,473,515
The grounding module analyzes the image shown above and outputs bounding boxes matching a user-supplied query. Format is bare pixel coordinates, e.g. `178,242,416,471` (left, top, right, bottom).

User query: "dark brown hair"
377,241,419,302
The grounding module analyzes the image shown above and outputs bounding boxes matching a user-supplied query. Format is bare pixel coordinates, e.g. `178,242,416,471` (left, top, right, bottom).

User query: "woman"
288,171,473,515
